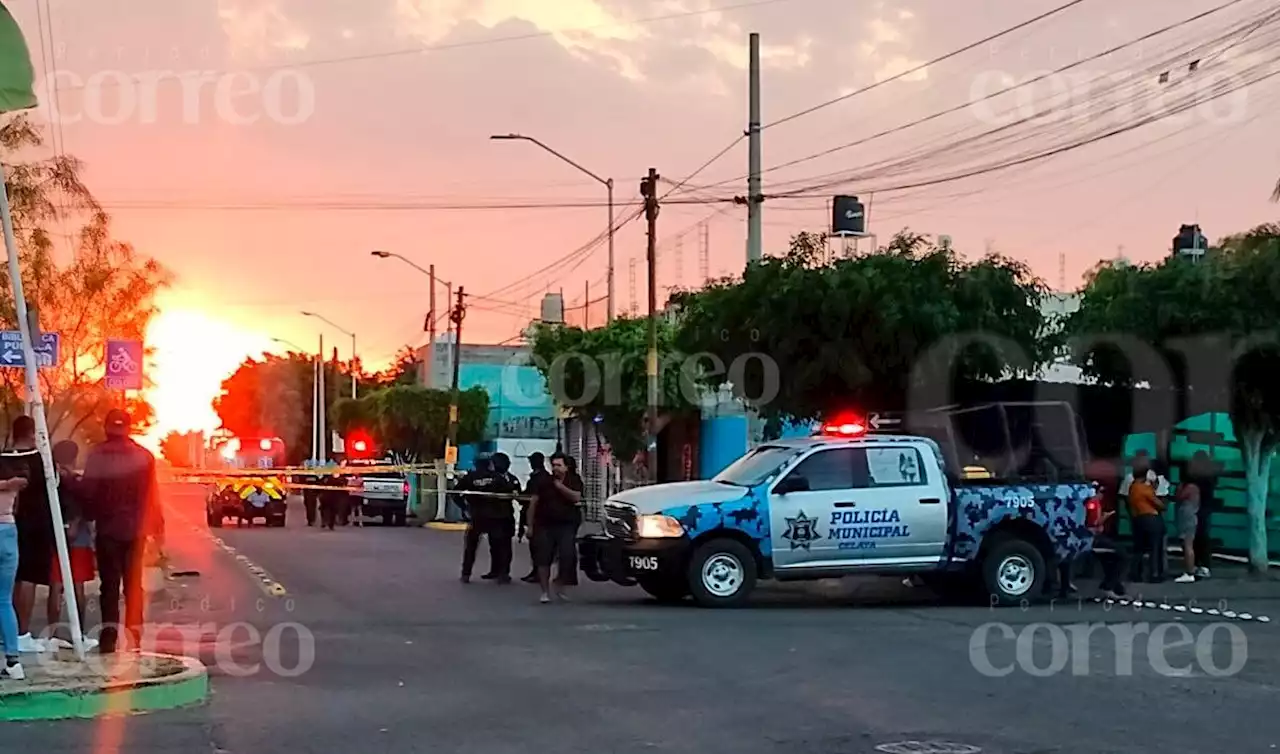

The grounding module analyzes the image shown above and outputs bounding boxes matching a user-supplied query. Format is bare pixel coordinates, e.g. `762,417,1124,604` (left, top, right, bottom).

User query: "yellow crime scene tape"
179,463,437,478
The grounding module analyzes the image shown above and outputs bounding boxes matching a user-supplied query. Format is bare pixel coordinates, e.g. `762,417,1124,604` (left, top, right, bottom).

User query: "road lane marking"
1091,596,1269,623
208,534,289,598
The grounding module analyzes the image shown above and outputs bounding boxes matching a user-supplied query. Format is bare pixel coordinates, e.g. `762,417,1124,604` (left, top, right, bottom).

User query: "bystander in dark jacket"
81,409,162,654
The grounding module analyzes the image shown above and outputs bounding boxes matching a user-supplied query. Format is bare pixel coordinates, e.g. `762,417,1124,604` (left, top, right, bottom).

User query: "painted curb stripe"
0,657,208,722
426,522,468,531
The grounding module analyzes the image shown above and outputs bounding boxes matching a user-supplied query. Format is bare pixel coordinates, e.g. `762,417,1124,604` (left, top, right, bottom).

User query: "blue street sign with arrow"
0,331,59,369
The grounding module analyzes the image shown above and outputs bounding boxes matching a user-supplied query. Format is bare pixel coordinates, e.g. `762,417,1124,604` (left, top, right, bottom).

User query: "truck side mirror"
775,476,809,495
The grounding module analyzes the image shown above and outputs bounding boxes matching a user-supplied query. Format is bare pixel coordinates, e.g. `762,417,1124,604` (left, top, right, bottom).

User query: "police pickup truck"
346,459,410,527
580,403,1098,607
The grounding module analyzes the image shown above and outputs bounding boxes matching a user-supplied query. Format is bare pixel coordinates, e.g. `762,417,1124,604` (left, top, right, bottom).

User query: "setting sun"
144,300,275,447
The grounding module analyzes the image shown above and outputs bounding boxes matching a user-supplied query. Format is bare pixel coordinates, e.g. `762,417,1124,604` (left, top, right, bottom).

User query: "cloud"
217,0,312,57
391,0,813,87
853,7,928,84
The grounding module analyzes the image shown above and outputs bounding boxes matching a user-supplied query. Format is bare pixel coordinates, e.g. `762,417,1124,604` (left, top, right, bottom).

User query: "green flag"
0,1,36,114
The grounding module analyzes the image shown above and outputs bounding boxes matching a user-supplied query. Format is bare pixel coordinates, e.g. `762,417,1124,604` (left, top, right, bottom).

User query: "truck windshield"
713,445,797,487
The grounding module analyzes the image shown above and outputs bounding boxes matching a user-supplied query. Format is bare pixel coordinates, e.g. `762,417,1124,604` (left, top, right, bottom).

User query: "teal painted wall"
458,363,557,440
1122,412,1280,558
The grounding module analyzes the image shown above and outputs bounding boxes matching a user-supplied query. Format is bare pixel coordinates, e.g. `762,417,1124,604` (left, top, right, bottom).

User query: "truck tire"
638,575,689,603
393,508,408,527
208,512,222,528
982,537,1046,606
687,539,757,608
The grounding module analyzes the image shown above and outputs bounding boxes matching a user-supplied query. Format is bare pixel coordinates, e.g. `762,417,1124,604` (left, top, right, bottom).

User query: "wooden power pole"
641,168,660,482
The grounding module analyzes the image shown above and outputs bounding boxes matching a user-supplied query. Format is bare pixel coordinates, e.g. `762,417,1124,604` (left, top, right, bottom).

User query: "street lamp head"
300,311,315,317
490,133,523,140
370,250,392,258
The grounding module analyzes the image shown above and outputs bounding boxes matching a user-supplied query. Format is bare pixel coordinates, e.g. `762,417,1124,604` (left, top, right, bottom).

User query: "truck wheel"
687,539,756,608
208,512,222,528
638,575,689,603
393,509,408,527
982,537,1046,606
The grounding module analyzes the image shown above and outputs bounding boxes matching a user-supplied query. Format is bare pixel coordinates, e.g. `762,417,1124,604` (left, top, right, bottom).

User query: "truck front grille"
603,504,637,541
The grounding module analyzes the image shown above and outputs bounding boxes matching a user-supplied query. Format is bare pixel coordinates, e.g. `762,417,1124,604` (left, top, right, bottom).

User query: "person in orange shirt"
1127,453,1167,583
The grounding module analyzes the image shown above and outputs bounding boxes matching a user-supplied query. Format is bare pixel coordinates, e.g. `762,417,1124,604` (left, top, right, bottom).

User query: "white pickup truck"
580,406,1098,607
346,459,410,527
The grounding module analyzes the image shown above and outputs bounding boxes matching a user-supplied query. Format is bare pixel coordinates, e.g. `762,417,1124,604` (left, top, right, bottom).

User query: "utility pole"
746,32,763,265
641,168,660,482
311,336,319,461
428,264,437,364
606,178,615,322
628,257,638,316
699,223,710,285
446,287,466,456
318,333,326,460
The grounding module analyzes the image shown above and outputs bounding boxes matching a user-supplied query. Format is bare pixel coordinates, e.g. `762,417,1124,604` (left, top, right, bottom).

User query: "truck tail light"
1085,496,1102,529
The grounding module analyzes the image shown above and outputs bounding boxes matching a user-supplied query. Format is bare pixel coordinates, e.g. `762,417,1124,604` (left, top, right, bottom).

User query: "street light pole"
300,311,356,399
490,133,615,322
370,251,453,387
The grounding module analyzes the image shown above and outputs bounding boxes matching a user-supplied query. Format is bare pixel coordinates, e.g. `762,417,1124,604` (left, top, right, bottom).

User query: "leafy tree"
214,348,402,464
378,346,422,387
0,116,166,443
214,353,315,465
160,430,202,467
330,385,488,460
1068,225,1280,571
673,231,1053,434
528,316,700,462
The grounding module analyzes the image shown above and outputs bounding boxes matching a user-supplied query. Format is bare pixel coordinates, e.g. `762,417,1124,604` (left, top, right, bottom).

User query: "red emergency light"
346,429,374,458
820,414,867,437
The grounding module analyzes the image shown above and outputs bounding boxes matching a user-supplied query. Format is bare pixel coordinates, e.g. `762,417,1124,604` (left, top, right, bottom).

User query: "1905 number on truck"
629,556,659,571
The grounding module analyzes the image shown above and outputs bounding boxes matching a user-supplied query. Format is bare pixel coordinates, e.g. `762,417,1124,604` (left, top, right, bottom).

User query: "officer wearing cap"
458,454,510,583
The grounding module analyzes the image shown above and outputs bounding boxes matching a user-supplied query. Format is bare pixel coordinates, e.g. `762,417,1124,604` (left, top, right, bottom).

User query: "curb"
0,653,209,722
425,522,468,531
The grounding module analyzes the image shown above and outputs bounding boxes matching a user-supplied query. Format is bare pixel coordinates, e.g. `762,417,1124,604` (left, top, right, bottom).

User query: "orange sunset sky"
8,0,1279,445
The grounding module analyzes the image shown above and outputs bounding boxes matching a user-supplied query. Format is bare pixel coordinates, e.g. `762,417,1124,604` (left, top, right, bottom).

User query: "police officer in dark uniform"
318,464,347,531
486,453,521,579
458,454,519,583
519,452,550,583
451,455,490,523
301,470,320,526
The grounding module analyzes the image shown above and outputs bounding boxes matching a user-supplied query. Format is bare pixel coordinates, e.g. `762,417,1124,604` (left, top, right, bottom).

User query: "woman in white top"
0,467,30,679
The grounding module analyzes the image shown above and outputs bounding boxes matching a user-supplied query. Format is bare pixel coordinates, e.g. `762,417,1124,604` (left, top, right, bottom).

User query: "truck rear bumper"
579,534,690,586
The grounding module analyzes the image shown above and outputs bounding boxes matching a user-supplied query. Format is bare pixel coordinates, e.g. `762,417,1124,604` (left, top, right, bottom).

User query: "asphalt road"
8,484,1280,753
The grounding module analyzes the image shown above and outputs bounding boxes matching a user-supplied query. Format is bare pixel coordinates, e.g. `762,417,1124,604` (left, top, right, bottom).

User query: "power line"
770,56,1280,200
660,0,1090,205
96,197,726,212
685,0,1255,192
759,4,1280,200
768,0,1092,130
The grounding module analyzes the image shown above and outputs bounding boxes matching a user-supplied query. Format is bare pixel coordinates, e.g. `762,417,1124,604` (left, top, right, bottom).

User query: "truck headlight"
636,514,684,539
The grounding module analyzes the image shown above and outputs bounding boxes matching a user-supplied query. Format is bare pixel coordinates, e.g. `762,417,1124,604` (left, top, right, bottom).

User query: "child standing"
48,440,97,651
